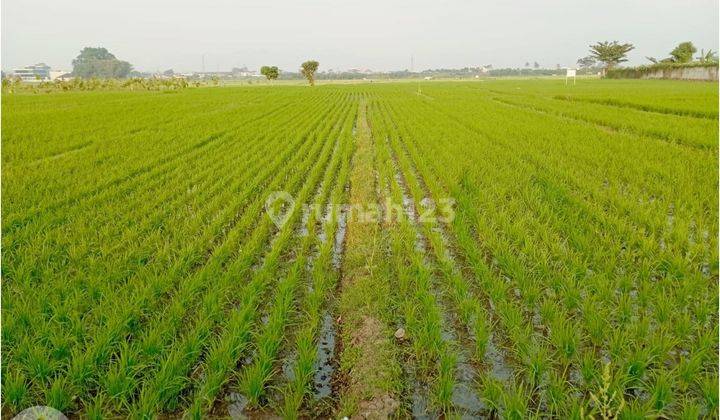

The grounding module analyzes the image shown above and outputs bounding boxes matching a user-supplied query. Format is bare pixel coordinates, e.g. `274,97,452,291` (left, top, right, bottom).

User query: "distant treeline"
276,66,599,80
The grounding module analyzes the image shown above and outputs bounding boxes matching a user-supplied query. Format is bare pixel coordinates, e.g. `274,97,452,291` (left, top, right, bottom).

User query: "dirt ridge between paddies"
336,98,402,418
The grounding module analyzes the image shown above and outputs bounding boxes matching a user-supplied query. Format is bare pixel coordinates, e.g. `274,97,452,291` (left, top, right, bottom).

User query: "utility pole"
410,54,414,73
202,54,205,74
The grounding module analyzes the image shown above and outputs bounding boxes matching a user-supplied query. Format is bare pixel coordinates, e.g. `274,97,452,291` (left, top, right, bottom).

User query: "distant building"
13,63,51,81
54,72,74,81
50,70,70,81
348,68,373,74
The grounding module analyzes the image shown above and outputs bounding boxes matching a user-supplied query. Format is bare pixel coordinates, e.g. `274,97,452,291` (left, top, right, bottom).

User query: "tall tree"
72,47,133,79
300,60,319,86
260,66,279,81
669,42,697,63
589,41,634,72
533,61,540,69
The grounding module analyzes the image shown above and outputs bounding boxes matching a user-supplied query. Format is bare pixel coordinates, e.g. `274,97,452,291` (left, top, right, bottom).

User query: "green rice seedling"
502,382,531,420
672,311,693,343
44,376,74,413
647,369,674,414
479,375,505,413
518,341,551,389
623,346,656,391
699,373,719,413
619,398,656,420
677,398,702,420
2,369,30,414
676,351,705,391
23,342,57,386
433,351,456,413
83,393,106,420
563,399,584,420
542,369,569,415
579,352,600,387
473,314,492,361
549,316,580,365
101,342,143,410
582,306,608,349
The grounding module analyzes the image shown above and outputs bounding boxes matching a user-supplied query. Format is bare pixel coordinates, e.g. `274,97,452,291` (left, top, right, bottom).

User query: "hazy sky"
2,0,718,73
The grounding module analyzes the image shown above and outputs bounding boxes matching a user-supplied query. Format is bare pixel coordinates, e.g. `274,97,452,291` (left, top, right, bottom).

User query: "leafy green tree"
72,47,132,78
577,56,597,69
300,60,319,86
669,42,696,63
589,41,634,71
260,66,279,81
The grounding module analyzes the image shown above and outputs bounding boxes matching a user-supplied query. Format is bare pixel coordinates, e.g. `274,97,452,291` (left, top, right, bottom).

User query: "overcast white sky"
2,0,718,73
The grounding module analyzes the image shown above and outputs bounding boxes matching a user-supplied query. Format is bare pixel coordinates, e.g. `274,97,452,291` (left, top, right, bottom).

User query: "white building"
50,70,70,81
13,63,51,81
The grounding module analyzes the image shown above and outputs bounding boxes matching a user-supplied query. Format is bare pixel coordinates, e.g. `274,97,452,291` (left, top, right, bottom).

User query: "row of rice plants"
374,93,551,417
108,94,355,418
276,108,354,418
186,98,356,418
372,98,501,417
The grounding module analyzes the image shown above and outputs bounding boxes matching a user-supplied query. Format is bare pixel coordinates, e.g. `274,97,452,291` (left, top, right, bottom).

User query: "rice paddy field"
1,79,718,419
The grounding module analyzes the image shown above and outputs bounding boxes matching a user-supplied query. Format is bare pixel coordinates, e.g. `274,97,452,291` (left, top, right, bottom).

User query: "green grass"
2,79,717,418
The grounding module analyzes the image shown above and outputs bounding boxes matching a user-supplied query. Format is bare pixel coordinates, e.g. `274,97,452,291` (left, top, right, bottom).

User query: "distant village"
4,63,272,82
6,61,583,83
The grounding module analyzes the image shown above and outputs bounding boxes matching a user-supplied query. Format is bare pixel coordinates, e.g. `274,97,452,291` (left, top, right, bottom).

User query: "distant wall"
606,64,719,81
641,66,718,81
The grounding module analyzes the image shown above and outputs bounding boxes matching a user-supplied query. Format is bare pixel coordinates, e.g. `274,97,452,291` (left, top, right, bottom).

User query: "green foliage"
606,61,718,79
577,55,597,69
670,41,697,63
300,60,319,85
589,41,635,69
2,76,198,93
697,48,718,63
72,47,133,79
260,65,279,80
